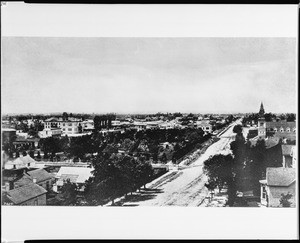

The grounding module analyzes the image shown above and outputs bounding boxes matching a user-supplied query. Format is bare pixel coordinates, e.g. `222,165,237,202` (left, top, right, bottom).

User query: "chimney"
33,178,37,183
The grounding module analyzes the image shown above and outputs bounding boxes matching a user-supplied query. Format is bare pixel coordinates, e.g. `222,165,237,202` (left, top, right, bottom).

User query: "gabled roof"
27,169,54,183
56,167,93,184
6,183,47,204
14,169,54,187
266,121,296,130
282,145,294,156
266,167,295,187
20,155,36,164
45,117,58,122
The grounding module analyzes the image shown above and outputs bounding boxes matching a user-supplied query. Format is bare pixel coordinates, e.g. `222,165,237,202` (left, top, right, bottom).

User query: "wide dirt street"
115,119,244,207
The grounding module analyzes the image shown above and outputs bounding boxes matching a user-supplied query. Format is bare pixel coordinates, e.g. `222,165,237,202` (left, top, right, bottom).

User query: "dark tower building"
258,102,265,117
258,102,266,138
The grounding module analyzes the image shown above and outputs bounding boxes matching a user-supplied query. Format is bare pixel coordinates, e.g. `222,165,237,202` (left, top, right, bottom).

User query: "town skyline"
2,37,297,115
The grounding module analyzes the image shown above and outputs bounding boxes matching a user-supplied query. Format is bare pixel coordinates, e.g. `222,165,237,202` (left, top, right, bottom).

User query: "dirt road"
113,120,244,207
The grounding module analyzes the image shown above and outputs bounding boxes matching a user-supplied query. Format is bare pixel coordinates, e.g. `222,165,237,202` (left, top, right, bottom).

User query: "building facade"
259,167,296,207
44,117,84,135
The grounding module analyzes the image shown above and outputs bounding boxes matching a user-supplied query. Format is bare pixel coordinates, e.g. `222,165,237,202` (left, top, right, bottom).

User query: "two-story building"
42,117,84,136
259,167,296,207
3,183,47,206
14,168,55,191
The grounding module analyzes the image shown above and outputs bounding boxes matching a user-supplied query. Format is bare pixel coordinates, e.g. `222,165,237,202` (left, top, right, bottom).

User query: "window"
206,127,210,130
68,128,72,131
260,122,264,126
262,186,267,199
293,128,296,133
34,199,38,205
68,123,72,126
274,128,277,132
280,128,284,133
286,127,290,133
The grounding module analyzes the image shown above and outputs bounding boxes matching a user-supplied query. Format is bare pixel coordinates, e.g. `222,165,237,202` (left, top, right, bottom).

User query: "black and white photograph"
1,2,298,240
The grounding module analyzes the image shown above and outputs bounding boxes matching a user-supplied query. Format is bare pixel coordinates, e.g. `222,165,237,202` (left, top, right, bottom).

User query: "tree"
279,192,293,207
264,113,275,122
29,150,35,158
203,154,234,193
62,112,69,121
36,151,41,160
94,116,102,131
28,124,38,137
160,153,167,163
78,123,83,133
53,179,78,206
286,113,296,122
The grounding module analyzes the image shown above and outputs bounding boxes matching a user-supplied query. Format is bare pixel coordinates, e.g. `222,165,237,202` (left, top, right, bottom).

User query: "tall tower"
258,102,266,138
258,101,265,117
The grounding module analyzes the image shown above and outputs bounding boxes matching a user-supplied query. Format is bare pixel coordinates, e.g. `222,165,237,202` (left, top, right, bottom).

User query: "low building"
259,167,296,207
82,119,94,132
53,166,93,192
14,168,55,191
38,128,62,138
133,121,147,131
4,155,37,170
2,183,47,206
13,137,40,149
196,120,212,133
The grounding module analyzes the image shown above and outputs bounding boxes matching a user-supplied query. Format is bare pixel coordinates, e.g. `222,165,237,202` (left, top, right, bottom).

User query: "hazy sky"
1,37,296,114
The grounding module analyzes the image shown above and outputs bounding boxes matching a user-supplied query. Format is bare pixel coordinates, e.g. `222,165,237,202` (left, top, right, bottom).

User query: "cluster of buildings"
39,117,94,138
2,113,229,143
245,103,297,207
2,152,93,206
110,116,219,134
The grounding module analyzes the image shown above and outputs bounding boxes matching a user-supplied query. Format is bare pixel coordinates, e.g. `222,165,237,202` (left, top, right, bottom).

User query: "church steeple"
259,101,265,117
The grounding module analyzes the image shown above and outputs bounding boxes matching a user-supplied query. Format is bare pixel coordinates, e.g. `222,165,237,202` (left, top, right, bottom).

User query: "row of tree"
203,124,283,206
242,112,296,125
84,153,153,205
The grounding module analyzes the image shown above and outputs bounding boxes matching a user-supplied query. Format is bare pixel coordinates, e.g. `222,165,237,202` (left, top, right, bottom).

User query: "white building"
53,166,94,192
82,119,94,132
4,155,37,170
38,128,62,138
196,120,212,133
43,117,83,135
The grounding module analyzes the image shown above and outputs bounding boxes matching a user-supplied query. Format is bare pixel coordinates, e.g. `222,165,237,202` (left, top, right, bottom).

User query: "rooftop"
266,121,296,129
6,183,47,205
266,167,295,187
2,128,17,132
27,168,54,183
56,166,93,184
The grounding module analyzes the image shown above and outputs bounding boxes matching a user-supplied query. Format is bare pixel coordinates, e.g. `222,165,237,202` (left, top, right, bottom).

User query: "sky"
1,37,297,115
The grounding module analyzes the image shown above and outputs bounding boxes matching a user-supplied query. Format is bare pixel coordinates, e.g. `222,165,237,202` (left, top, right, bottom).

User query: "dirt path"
110,120,242,207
